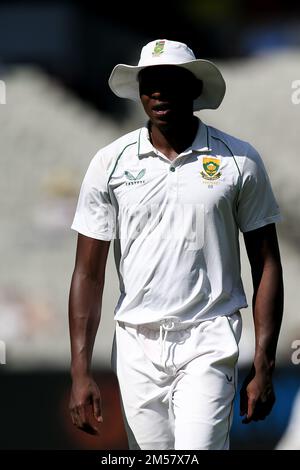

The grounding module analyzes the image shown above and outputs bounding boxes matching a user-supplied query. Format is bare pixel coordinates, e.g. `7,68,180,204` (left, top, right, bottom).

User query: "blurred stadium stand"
0,0,300,117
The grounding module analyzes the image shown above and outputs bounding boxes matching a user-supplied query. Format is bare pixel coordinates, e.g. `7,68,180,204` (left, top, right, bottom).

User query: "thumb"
93,395,103,423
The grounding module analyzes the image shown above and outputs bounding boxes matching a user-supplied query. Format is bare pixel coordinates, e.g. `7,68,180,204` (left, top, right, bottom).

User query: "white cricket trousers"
111,312,242,450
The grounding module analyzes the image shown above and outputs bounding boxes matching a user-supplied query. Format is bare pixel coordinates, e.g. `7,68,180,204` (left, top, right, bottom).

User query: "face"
138,65,202,128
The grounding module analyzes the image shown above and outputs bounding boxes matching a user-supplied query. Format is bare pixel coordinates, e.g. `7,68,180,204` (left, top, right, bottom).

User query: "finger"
78,404,99,435
254,397,275,420
78,403,88,428
247,400,271,422
71,407,82,429
80,423,99,435
70,409,77,426
266,392,276,412
239,388,248,416
75,407,83,428
263,402,274,417
252,411,265,421
93,396,103,423
247,396,257,419
242,397,256,424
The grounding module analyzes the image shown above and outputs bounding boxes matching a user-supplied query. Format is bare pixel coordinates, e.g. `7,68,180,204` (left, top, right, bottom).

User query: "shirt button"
170,166,175,172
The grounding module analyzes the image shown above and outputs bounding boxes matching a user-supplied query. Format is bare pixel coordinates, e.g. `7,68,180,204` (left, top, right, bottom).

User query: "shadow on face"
138,65,202,101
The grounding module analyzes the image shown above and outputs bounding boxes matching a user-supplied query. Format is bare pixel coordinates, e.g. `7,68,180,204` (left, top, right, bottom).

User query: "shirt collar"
137,118,211,159
137,122,155,158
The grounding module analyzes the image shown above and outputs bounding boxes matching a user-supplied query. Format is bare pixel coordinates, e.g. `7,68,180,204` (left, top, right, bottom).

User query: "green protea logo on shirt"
200,156,222,180
125,168,146,185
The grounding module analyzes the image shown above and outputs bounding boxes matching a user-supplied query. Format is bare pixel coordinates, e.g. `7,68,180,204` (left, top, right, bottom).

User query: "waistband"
118,317,198,332
117,311,241,333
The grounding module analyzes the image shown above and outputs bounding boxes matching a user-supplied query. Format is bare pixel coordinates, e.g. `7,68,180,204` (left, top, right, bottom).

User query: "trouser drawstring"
159,320,175,369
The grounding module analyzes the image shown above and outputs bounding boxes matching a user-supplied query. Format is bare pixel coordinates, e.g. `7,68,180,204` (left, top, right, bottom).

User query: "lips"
152,102,170,111
152,102,172,116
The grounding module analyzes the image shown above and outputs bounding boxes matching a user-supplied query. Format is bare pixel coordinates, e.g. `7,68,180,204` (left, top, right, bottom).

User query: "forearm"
69,270,104,378
252,260,283,372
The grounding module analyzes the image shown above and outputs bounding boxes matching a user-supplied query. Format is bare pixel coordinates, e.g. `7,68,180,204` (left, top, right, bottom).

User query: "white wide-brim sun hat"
108,39,226,111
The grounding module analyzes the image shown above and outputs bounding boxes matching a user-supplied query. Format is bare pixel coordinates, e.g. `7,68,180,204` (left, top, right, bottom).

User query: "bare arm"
69,233,110,434
240,223,283,423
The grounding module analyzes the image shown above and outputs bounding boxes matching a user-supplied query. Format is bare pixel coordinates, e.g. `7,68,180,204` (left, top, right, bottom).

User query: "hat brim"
108,59,226,111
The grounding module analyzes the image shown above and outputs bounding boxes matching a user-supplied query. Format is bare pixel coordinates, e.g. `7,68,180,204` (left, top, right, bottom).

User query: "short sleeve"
71,151,116,240
236,145,282,233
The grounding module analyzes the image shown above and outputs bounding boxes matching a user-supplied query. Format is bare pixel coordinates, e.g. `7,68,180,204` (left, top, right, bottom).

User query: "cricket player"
68,39,284,449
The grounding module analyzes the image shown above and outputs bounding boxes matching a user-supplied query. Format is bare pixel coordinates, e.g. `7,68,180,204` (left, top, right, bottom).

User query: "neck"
149,115,199,160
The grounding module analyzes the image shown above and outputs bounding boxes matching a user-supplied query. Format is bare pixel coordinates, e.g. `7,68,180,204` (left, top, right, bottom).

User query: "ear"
192,79,203,99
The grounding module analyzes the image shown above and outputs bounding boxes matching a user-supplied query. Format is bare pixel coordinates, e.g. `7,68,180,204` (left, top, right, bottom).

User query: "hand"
240,365,275,424
69,374,103,435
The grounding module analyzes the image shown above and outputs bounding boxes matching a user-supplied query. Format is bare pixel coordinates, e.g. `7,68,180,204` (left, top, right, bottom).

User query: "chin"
151,114,177,128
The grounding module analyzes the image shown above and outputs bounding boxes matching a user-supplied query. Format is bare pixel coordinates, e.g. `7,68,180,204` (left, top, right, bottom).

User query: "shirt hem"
240,213,282,233
70,224,113,241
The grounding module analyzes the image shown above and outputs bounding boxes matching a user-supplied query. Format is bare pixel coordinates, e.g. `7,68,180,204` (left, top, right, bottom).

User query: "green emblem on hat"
152,40,165,57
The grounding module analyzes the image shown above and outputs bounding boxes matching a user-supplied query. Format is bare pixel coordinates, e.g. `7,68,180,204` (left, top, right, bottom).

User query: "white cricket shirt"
71,119,281,325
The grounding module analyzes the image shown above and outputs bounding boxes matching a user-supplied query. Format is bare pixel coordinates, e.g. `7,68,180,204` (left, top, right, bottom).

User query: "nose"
149,80,172,99
150,92,162,99
150,87,175,101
